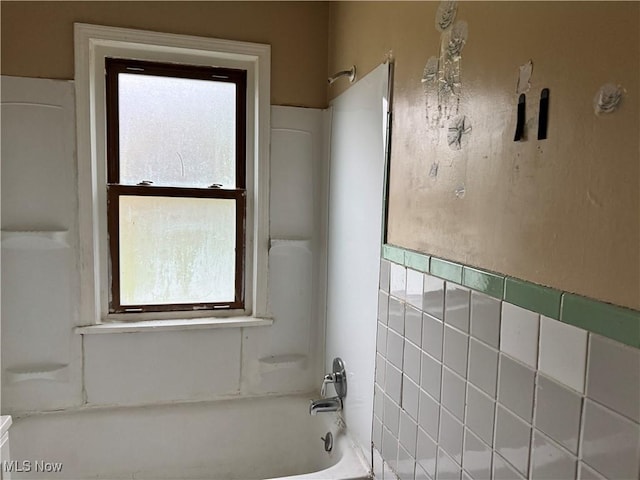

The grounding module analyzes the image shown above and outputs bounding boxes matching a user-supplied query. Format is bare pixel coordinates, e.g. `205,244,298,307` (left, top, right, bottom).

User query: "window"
105,59,247,313
74,24,271,323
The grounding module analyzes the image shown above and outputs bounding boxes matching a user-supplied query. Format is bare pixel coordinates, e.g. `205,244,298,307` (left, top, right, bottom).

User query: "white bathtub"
8,394,371,480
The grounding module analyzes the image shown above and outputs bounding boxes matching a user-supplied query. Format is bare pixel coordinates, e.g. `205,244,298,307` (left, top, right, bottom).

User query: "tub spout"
309,396,343,415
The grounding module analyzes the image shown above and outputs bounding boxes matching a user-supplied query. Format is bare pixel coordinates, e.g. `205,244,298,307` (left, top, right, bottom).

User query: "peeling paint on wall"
435,0,457,32
447,115,471,150
423,1,470,150
516,59,533,94
594,83,624,115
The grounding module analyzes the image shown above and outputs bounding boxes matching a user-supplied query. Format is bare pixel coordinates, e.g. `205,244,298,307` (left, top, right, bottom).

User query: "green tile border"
404,251,430,273
462,267,504,299
430,257,463,284
382,244,405,265
504,277,562,320
380,243,640,349
562,294,640,349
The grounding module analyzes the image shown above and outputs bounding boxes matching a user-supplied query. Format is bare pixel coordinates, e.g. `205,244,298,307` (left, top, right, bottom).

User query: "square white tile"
399,409,418,456
418,388,440,441
405,305,423,347
416,427,437,478
383,393,401,436
380,259,391,293
397,444,415,480
373,445,385,479
441,367,466,421
437,448,462,480
493,452,525,480
378,291,389,324
500,302,539,369
443,325,469,378
388,296,405,335
406,268,424,309
382,426,399,472
386,362,403,404
390,263,406,301
377,322,388,356
534,373,582,454
577,462,607,480
387,329,404,369
423,274,445,320
586,334,640,422
402,376,420,422
415,463,432,480
531,430,577,480
463,428,492,480
581,400,640,480
439,408,464,465
374,384,384,419
445,284,471,333
421,351,442,401
470,291,501,348
373,416,383,450
539,315,588,393
376,353,386,387
466,383,496,447
498,354,535,422
404,339,421,385
422,313,443,361
468,338,498,398
495,405,531,477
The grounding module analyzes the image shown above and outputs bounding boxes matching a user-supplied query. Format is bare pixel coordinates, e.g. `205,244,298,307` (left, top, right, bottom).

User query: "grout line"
528,371,539,479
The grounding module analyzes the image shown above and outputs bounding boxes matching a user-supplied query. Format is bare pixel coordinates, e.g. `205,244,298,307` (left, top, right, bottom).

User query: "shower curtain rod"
328,66,356,85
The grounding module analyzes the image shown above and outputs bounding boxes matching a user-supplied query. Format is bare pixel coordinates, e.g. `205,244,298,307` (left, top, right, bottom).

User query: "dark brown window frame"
105,58,247,314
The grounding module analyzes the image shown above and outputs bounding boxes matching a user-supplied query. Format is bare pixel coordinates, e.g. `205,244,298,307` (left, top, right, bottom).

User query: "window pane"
118,74,236,187
118,195,236,306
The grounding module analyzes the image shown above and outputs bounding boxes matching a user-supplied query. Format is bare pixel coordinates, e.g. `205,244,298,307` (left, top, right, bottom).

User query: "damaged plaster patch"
447,21,468,61
422,56,439,84
594,83,624,115
516,60,533,94
447,115,471,150
436,0,458,31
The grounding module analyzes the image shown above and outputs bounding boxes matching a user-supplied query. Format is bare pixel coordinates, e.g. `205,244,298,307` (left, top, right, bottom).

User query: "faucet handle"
320,373,335,397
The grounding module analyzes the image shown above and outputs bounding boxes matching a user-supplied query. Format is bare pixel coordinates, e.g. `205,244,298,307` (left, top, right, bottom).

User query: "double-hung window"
105,58,247,314
75,24,270,325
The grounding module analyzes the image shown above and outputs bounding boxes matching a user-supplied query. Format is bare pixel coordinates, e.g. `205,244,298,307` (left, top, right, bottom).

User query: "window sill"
74,316,273,335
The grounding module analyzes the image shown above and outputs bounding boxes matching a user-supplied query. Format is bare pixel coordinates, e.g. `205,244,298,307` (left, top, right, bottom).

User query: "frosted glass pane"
119,195,236,305
118,74,236,187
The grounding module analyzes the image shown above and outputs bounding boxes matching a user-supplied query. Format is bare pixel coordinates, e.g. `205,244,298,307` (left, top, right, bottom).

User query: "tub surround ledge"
75,317,274,335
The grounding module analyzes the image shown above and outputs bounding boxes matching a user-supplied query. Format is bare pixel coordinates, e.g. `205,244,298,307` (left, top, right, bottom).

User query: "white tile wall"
539,315,588,393
581,400,640,480
531,430,577,480
500,303,539,368
586,334,640,422
373,261,640,480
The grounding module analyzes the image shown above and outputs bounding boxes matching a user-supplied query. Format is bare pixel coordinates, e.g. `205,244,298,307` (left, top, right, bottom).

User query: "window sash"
105,58,248,314
107,185,246,313
105,58,247,189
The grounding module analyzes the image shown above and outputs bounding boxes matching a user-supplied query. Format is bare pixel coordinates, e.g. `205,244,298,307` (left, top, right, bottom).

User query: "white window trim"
74,23,271,324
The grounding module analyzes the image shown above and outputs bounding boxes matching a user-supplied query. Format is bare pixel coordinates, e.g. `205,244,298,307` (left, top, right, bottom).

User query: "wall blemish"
435,0,458,32
516,59,533,94
593,83,624,115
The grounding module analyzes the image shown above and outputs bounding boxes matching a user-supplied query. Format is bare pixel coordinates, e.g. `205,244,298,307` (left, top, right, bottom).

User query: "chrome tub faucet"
310,358,347,415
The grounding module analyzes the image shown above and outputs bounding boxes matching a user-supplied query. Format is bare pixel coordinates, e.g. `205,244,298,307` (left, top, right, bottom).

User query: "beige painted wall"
329,1,640,310
0,1,329,108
